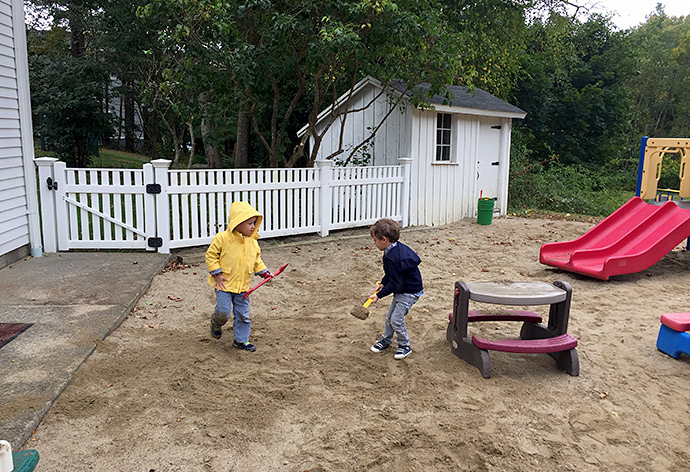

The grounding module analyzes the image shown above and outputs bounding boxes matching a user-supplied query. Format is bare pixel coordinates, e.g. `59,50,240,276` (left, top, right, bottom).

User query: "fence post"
143,163,156,251
34,157,58,252
152,159,172,254
398,157,412,228
53,161,68,250
315,159,333,236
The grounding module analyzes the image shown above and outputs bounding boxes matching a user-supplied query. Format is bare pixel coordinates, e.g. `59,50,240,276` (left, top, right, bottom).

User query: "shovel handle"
241,263,289,300
362,281,382,308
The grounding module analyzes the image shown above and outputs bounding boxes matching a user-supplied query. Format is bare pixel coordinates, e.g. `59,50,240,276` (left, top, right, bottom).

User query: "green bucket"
477,197,495,225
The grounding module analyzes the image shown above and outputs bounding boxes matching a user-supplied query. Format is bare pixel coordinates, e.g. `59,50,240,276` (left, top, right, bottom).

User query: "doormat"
0,323,33,349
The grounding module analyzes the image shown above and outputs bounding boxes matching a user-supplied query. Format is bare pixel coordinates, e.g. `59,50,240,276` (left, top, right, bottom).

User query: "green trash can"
477,197,495,225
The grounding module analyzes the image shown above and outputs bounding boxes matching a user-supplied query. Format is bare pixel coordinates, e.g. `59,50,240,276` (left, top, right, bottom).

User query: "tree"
514,12,634,168
139,0,463,168
626,8,690,140
31,56,114,166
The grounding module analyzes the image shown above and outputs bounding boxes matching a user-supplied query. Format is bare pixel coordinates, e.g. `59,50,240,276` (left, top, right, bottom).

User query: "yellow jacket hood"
228,201,263,237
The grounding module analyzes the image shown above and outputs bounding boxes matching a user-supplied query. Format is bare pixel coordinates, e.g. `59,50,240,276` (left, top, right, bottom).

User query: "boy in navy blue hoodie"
367,218,423,360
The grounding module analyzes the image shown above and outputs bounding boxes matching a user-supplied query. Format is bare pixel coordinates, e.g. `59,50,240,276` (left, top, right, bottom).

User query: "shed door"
476,118,502,202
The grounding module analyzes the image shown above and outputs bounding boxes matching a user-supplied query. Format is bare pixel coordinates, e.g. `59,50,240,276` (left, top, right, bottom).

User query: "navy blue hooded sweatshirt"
378,242,423,299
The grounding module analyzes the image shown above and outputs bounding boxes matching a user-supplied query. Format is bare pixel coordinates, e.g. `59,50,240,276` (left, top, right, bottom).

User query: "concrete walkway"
0,251,170,451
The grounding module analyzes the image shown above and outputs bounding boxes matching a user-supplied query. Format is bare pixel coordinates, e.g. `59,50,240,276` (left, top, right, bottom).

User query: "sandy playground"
23,215,690,471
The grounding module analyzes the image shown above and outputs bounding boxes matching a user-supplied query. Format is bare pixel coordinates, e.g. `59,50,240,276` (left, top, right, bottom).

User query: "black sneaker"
370,340,391,353
394,346,412,360
210,321,222,339
233,341,256,352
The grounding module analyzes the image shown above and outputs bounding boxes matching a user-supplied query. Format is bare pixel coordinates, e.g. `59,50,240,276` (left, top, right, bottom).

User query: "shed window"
436,113,452,161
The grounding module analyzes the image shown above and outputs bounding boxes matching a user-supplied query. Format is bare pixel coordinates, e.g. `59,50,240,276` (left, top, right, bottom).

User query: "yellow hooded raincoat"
205,201,267,293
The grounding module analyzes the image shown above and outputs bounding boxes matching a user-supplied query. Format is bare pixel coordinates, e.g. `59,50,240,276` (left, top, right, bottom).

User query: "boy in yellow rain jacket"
205,201,270,352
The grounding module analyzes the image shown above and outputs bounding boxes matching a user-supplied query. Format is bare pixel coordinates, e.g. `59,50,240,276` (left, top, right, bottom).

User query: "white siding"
409,110,509,227
0,0,35,260
312,83,411,166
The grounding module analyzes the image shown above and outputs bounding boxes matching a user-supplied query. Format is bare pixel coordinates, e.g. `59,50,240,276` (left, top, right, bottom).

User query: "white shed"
0,0,41,269
298,76,526,226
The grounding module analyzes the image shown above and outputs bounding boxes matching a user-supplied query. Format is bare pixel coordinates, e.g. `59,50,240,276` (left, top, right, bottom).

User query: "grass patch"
91,148,152,168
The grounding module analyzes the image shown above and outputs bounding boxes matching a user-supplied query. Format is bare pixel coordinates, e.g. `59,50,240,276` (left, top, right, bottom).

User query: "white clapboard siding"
0,0,40,263
312,80,412,167
0,0,24,258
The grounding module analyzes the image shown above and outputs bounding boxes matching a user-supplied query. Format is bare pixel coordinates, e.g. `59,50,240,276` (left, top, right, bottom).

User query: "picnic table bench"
446,280,579,378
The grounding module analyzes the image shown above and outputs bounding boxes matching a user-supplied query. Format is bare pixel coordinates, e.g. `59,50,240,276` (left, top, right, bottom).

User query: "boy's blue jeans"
380,293,420,348
212,290,251,343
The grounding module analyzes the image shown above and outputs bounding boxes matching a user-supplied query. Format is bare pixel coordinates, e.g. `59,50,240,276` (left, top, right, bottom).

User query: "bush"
509,153,633,217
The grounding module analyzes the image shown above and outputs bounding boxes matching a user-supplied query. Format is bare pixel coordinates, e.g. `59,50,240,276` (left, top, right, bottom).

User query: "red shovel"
242,263,289,299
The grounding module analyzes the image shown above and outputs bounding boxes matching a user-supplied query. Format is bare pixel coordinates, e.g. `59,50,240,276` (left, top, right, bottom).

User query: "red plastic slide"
539,197,690,280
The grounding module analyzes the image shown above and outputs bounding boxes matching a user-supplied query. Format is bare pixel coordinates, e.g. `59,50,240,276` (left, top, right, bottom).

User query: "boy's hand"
368,294,379,304
213,274,228,290
261,271,273,279
375,283,384,292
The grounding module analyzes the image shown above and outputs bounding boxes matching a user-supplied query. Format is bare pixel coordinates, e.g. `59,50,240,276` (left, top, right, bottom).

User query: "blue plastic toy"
656,312,690,359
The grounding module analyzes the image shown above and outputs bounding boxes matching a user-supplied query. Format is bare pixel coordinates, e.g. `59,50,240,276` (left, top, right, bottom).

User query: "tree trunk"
124,83,136,152
235,108,250,168
199,91,222,168
69,11,85,58
187,121,196,169
141,107,159,159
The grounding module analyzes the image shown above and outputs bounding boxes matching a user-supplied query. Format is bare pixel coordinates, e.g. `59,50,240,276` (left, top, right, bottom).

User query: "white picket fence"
35,157,412,253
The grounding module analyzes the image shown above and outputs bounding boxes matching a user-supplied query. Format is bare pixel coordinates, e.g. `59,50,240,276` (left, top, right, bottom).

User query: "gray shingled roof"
391,82,525,115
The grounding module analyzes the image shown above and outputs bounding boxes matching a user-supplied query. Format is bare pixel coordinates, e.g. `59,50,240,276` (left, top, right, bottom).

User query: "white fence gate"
35,157,412,253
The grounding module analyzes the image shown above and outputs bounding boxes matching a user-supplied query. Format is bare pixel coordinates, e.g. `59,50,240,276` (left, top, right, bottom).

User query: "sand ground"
24,216,690,471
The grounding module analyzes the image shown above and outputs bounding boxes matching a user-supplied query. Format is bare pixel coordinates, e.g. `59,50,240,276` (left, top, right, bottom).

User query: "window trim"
435,112,453,162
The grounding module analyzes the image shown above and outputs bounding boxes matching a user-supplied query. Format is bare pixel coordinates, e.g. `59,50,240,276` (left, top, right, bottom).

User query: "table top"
465,281,567,305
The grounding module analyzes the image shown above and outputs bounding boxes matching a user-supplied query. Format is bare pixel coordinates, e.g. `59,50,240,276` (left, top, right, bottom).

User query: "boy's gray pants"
380,293,420,348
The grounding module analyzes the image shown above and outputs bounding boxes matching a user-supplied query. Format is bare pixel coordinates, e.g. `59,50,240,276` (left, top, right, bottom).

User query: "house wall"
312,83,411,166
0,0,40,268
408,109,512,226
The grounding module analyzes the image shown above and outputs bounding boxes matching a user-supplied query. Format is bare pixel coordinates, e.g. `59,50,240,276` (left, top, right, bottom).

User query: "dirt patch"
26,216,690,471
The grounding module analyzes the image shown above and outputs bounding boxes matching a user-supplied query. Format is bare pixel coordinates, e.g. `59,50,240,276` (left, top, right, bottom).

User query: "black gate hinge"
46,177,58,191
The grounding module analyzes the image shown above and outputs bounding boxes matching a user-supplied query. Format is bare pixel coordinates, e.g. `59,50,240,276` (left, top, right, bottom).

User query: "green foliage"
138,0,463,167
30,56,115,167
441,0,529,98
515,13,634,169
626,9,690,140
508,133,633,216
